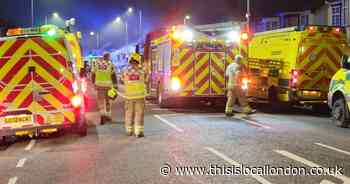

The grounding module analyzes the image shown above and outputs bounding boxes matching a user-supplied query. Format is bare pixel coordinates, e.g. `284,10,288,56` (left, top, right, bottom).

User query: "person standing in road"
225,55,255,117
122,53,147,138
92,52,118,125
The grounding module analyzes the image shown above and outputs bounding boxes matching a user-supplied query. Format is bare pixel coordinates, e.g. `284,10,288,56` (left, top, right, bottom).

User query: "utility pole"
31,0,34,26
139,10,143,41
246,0,251,32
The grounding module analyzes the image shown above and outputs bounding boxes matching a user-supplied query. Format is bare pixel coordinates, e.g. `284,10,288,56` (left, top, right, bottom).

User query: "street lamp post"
31,0,34,26
246,0,251,32
90,32,100,50
184,15,191,25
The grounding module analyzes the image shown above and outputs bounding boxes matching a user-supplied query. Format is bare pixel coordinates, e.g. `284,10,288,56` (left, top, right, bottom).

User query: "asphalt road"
1,89,350,184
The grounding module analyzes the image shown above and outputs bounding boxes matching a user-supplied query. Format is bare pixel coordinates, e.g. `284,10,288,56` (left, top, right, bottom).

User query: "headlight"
171,77,181,91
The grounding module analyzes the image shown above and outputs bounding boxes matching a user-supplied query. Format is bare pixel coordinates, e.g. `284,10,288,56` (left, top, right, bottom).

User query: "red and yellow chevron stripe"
194,52,210,95
0,37,76,129
210,52,225,95
297,39,344,91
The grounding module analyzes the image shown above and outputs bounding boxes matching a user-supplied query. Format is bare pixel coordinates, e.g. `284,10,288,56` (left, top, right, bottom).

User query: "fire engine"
0,25,87,140
245,25,347,111
144,22,248,107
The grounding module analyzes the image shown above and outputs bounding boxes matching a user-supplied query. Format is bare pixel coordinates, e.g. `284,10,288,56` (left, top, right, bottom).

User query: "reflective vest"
94,59,114,87
123,66,146,100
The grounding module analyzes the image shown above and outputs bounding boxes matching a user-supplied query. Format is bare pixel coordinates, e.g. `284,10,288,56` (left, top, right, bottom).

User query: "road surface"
0,89,350,184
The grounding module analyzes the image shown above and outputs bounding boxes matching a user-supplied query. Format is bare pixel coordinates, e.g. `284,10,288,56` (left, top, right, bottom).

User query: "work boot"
244,109,257,115
100,116,105,125
126,131,133,136
135,132,144,138
225,112,234,117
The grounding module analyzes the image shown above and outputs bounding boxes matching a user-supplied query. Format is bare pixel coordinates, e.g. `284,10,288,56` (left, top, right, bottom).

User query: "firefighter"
225,55,255,116
92,52,118,124
122,53,147,138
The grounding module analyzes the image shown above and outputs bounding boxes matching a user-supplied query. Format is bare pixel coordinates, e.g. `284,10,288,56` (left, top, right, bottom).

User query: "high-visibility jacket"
226,62,246,89
93,59,115,88
122,65,146,100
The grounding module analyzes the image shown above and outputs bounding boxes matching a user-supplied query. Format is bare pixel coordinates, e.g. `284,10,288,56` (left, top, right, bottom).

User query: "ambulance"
144,23,247,107
0,25,87,139
246,25,347,111
328,48,350,128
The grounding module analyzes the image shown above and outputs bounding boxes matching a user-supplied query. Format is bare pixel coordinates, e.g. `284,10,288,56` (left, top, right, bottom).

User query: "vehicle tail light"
241,77,250,90
309,26,318,32
72,81,79,93
71,95,83,108
81,78,87,93
333,27,341,34
291,69,299,87
171,77,181,91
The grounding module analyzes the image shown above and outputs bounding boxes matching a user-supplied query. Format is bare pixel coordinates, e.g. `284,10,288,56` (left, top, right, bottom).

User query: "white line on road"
320,180,336,184
152,108,170,111
154,115,184,133
25,140,36,151
274,150,350,183
16,158,27,168
315,143,350,156
234,116,272,129
206,147,272,184
8,177,17,184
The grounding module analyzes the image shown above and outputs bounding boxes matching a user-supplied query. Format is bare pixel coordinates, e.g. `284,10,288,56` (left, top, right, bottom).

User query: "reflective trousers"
225,87,252,114
125,99,145,135
96,87,112,118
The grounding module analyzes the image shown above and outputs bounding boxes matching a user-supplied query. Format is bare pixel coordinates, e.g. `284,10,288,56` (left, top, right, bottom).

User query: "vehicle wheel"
332,98,350,128
312,104,330,114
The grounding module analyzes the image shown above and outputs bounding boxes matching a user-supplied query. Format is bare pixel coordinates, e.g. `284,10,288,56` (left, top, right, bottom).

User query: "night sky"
0,0,324,51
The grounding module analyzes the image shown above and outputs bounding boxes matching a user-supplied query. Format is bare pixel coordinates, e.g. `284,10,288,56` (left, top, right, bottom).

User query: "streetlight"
45,12,60,24
126,6,143,41
184,15,191,25
113,17,129,45
127,7,133,14
90,31,100,49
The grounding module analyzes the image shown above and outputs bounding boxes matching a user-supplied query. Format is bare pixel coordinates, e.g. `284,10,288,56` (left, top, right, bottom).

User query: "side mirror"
341,55,350,70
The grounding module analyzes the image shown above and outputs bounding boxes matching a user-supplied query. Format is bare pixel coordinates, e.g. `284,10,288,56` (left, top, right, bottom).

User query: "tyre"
312,104,330,114
332,97,350,128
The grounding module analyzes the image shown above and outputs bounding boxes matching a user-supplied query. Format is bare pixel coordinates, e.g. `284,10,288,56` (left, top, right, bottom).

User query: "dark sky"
0,0,324,51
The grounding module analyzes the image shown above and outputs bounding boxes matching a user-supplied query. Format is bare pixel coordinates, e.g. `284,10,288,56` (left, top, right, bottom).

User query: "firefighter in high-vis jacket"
92,52,118,124
122,53,147,138
225,55,255,116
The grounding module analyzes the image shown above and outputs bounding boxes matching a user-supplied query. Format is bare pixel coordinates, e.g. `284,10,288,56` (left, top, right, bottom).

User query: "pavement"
1,87,350,184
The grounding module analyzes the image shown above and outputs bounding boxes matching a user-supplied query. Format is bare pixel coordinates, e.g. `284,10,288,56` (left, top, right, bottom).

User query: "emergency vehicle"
328,48,350,128
245,25,347,110
144,22,247,107
0,25,87,139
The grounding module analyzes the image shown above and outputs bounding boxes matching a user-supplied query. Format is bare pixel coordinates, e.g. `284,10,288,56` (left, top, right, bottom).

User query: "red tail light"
81,78,87,93
291,69,300,87
71,95,83,108
72,81,79,93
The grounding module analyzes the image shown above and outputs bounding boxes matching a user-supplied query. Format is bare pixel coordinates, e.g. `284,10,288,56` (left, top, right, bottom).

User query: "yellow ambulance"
246,26,347,111
0,25,87,139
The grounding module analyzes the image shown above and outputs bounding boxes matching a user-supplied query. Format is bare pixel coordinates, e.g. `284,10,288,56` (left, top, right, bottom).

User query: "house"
254,0,346,32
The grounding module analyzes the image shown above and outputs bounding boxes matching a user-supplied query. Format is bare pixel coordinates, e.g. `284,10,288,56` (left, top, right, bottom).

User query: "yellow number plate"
4,115,33,124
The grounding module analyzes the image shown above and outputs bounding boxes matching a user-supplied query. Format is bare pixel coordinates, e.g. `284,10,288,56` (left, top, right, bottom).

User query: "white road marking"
158,113,185,117
8,177,17,184
206,147,272,184
234,116,272,129
320,180,336,184
315,143,350,156
25,140,36,151
16,158,27,168
154,115,184,133
275,150,350,183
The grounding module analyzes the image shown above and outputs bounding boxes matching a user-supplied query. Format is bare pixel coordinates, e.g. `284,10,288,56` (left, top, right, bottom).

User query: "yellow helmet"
129,53,142,64
107,87,118,100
